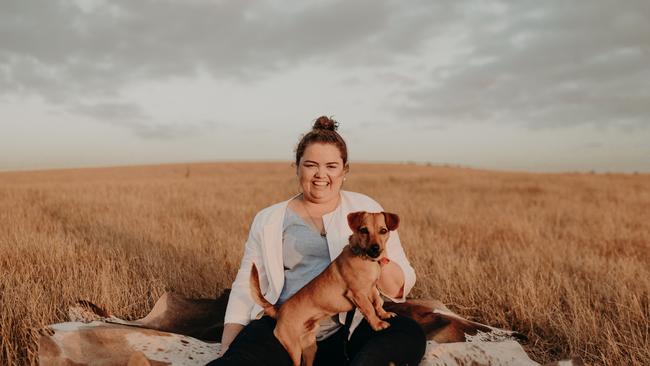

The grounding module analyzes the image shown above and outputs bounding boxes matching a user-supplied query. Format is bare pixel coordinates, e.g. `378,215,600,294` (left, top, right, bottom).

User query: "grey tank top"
278,207,341,340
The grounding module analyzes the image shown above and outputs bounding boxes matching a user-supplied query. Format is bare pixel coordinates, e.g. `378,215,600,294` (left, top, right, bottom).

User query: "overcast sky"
1,0,649,172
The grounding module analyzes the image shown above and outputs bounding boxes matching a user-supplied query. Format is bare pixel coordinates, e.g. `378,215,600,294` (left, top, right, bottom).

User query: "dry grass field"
0,162,648,365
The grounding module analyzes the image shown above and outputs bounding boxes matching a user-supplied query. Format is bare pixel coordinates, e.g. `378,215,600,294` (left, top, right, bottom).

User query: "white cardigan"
224,190,417,336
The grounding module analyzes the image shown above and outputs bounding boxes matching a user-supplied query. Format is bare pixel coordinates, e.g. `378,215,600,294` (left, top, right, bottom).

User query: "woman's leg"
313,327,349,366
206,317,292,366
346,315,426,366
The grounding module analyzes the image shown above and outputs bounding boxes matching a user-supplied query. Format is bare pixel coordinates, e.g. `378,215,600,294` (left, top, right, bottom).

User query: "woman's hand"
218,345,228,358
377,260,405,299
219,323,244,357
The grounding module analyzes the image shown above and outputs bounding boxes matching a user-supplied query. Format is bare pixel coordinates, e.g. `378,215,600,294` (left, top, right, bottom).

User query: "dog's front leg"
274,328,302,366
301,342,316,366
300,327,317,366
371,287,396,320
345,289,390,331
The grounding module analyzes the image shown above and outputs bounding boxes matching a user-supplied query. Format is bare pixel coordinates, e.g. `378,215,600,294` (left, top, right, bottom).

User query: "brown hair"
295,116,348,167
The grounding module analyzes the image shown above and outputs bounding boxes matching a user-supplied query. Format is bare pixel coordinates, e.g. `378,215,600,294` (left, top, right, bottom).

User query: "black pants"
207,315,426,366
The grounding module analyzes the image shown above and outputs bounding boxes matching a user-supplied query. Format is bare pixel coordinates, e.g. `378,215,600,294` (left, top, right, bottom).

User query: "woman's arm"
377,260,405,298
219,323,245,356
360,196,416,301
374,213,416,301
222,211,268,333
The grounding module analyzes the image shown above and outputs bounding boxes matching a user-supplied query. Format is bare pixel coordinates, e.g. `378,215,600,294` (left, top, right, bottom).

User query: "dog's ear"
382,212,400,231
347,211,366,231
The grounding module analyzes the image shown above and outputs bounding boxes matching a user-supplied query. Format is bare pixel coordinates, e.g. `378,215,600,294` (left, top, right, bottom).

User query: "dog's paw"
379,311,397,319
370,320,391,331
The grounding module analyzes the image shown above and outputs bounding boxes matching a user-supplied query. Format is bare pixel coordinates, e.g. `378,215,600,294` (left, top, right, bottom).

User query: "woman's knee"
388,315,426,349
350,315,426,366
388,315,425,335
380,315,427,365
210,317,292,366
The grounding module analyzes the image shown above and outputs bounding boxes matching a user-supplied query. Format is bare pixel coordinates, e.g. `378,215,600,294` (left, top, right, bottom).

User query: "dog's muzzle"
351,244,382,259
367,244,381,259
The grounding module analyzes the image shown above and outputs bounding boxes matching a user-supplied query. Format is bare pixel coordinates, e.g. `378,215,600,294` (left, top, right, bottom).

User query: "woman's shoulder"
255,200,287,217
341,191,383,211
249,198,293,227
341,190,375,202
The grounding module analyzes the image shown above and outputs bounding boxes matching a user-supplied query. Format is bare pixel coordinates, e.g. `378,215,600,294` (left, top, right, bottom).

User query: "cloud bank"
1,0,648,140
396,0,650,130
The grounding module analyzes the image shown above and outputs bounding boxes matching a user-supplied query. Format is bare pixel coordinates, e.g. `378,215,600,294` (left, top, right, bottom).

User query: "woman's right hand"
217,345,228,358
219,323,245,357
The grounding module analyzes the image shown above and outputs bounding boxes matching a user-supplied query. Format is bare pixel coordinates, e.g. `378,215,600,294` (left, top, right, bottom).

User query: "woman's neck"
299,193,340,216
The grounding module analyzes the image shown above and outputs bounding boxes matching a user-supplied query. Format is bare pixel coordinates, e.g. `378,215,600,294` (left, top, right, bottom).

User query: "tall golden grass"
0,162,648,365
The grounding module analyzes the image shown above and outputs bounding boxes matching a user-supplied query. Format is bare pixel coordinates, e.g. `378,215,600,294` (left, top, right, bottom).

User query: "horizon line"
1,159,647,176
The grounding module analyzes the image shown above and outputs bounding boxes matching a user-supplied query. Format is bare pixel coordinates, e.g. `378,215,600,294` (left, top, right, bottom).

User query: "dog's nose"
367,244,381,258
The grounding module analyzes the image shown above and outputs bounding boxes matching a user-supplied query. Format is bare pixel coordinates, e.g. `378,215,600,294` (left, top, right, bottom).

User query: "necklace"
301,194,339,237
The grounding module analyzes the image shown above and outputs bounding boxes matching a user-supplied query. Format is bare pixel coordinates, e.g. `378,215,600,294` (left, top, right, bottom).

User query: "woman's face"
298,142,347,204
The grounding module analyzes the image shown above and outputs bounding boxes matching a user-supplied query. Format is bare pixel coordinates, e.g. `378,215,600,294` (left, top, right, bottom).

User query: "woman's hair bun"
313,116,338,131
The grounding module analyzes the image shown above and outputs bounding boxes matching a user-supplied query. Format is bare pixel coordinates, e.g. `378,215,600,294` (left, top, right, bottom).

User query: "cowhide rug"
39,290,583,366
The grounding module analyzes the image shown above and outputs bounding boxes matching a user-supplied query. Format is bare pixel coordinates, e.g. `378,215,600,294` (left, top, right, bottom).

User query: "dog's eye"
379,228,388,234
359,227,369,234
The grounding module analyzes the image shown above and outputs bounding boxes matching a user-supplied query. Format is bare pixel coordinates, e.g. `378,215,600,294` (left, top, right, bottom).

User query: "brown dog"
250,211,400,366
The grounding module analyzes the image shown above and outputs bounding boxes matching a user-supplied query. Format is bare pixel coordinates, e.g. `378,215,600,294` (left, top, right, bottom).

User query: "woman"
210,117,425,366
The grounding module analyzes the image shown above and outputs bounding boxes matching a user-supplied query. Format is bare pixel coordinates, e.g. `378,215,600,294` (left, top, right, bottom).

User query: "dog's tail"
249,263,278,318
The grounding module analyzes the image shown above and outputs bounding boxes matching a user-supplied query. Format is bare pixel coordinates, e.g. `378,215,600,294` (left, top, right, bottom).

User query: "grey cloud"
70,101,219,140
131,120,220,140
72,101,147,121
374,71,420,87
5,0,647,133
338,76,363,87
397,0,650,130
1,0,453,141
0,0,448,102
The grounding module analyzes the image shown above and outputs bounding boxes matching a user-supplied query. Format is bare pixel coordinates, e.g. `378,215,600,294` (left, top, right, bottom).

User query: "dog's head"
347,211,399,260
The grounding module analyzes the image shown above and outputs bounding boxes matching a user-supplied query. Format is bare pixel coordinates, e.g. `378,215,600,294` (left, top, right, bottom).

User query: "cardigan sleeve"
223,211,268,325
